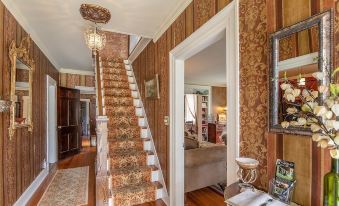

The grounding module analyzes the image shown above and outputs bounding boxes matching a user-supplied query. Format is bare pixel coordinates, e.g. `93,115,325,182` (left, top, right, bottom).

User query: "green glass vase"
324,158,339,206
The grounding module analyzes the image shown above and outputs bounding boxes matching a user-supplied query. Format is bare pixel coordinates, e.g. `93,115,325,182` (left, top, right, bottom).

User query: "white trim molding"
169,1,240,205
60,68,95,76
1,0,60,70
75,86,96,94
13,169,49,206
128,38,152,63
152,0,193,42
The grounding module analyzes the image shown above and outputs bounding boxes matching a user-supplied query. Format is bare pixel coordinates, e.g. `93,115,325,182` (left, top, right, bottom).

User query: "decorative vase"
324,157,339,206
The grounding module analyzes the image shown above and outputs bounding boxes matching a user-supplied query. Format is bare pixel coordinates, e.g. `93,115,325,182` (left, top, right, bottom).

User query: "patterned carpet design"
103,58,158,206
38,166,89,206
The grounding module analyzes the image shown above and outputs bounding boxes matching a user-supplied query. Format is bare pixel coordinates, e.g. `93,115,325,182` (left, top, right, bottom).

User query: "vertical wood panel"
0,3,4,205
283,135,312,205
172,12,186,47
193,0,216,30
185,3,194,38
1,3,59,205
217,0,231,12
3,8,17,205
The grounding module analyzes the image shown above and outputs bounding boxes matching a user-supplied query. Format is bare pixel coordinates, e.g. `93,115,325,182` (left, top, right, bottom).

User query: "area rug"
38,166,89,206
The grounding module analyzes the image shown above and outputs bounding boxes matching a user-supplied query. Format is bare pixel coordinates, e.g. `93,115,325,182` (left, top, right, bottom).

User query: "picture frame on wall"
145,74,160,99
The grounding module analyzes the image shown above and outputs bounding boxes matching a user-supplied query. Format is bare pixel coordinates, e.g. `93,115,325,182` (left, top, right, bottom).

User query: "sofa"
184,137,227,193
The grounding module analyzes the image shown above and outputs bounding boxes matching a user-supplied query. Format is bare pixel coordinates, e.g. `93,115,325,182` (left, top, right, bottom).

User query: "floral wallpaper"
239,0,268,189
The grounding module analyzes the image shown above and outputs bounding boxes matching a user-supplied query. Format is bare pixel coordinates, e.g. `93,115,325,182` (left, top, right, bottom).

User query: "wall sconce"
0,96,11,112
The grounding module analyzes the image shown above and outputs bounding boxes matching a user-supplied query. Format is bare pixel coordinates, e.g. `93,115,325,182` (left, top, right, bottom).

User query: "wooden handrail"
94,51,103,116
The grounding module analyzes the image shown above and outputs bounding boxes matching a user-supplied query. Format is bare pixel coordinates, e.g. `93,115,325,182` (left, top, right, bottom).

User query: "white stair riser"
147,155,155,165
138,118,147,127
133,99,142,107
124,60,130,65
129,84,137,90
144,140,151,151
131,91,138,98
108,176,112,190
128,77,134,83
156,189,164,199
125,65,132,71
136,108,144,117
152,170,159,182
141,128,149,138
127,70,133,77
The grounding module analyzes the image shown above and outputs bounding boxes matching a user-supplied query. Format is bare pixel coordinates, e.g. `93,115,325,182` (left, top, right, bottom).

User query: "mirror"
9,36,34,139
269,10,333,135
15,59,30,124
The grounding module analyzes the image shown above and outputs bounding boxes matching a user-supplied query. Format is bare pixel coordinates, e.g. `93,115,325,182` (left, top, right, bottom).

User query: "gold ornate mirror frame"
9,36,34,139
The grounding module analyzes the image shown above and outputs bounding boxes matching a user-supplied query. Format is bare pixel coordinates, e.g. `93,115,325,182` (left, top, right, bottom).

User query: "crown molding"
1,0,61,71
128,38,152,63
152,0,193,42
59,68,95,76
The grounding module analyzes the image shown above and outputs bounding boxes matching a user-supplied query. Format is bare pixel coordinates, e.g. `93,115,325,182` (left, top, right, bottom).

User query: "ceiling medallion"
80,4,111,24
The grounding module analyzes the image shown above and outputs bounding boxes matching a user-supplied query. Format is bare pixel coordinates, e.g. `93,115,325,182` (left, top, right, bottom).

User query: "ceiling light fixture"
84,26,106,53
80,4,111,54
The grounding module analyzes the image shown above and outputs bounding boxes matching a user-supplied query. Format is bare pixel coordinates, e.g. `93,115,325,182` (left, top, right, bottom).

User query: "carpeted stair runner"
103,58,160,206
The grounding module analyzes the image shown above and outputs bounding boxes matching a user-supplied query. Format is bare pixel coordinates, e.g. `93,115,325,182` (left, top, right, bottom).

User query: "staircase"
99,58,164,206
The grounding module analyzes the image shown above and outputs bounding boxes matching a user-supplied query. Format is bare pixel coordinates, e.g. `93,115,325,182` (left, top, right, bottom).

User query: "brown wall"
0,2,59,205
132,0,339,203
59,73,95,88
100,31,129,60
132,0,232,187
265,1,336,205
211,86,227,117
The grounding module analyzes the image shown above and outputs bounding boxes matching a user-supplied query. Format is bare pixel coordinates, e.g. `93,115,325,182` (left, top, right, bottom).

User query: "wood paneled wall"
267,0,336,205
59,73,95,88
133,0,232,187
0,2,59,205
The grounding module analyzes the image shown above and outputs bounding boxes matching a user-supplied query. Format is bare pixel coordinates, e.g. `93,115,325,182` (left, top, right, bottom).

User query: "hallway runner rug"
38,166,89,206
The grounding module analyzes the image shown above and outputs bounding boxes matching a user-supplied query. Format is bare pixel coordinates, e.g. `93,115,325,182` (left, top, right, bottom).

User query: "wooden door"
89,100,96,136
57,87,81,159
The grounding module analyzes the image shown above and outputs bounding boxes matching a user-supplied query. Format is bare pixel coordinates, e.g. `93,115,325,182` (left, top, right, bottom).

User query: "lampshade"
84,26,106,52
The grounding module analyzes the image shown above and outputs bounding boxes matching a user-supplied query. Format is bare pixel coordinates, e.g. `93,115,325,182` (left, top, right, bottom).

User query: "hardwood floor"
137,187,224,206
185,187,225,206
27,146,96,206
28,145,224,206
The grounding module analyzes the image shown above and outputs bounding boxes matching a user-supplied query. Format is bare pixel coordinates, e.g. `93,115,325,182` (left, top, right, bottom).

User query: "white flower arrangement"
280,68,339,159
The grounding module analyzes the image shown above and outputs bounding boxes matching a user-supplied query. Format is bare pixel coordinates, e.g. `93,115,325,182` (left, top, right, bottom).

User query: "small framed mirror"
9,36,34,138
269,10,333,135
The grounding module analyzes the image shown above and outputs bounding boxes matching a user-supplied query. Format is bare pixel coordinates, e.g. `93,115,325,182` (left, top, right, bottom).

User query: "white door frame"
169,1,240,205
46,75,57,171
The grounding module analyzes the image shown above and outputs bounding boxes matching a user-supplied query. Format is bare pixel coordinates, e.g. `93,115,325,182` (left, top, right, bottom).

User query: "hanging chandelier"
84,26,106,52
80,4,111,53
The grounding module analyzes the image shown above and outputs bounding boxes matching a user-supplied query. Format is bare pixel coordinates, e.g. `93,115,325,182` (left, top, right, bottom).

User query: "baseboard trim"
13,168,49,206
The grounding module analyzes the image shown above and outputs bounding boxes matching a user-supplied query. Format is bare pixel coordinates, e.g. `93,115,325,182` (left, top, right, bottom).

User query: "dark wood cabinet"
57,87,81,159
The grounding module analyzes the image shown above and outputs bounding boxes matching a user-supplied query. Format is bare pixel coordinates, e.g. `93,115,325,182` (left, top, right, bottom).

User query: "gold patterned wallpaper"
239,0,268,189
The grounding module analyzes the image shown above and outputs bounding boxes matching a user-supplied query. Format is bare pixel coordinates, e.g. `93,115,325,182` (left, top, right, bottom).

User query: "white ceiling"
184,33,226,87
4,0,189,71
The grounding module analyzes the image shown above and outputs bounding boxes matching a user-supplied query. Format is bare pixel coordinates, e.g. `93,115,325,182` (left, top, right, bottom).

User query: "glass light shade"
84,27,106,52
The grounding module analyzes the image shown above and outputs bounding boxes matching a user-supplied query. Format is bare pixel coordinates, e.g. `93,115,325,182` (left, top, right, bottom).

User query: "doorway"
169,1,240,205
46,75,57,170
80,99,91,147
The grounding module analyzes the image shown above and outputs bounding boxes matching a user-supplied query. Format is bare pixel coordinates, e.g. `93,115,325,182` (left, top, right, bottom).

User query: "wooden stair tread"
111,181,162,193
109,165,158,175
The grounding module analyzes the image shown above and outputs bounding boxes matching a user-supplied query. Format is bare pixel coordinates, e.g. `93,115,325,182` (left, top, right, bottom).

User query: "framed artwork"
145,74,160,99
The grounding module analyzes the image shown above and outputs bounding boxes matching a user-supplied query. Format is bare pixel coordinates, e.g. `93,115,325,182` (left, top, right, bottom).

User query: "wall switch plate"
164,116,170,126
